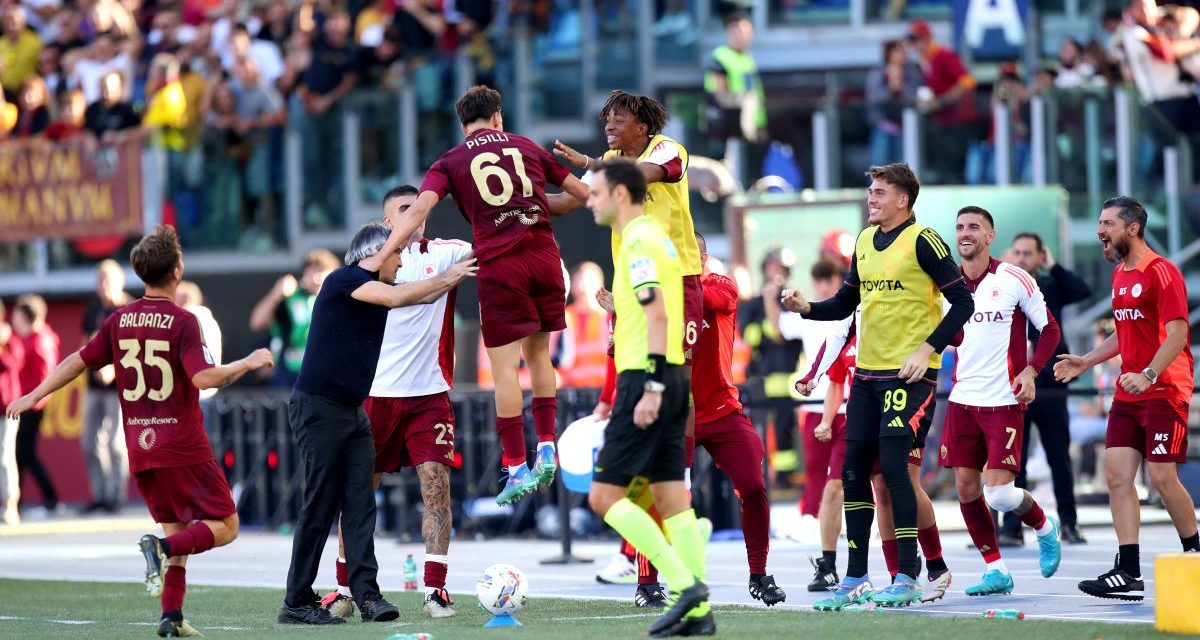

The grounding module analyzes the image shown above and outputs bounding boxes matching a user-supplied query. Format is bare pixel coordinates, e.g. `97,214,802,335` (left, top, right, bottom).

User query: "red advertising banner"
0,139,143,242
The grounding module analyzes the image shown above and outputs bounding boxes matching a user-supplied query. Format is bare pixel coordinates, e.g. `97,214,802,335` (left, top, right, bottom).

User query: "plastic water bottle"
983,609,1024,620
403,553,419,591
386,634,434,640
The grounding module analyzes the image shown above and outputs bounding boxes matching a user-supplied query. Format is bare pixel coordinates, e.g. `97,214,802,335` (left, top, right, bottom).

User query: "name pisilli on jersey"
370,238,473,397
949,259,1050,407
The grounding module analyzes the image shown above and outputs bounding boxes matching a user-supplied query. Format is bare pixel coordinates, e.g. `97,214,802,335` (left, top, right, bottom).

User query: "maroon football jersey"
420,128,571,262
80,297,217,472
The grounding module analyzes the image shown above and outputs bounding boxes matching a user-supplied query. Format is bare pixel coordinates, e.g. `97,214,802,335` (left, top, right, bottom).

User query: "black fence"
205,385,1200,541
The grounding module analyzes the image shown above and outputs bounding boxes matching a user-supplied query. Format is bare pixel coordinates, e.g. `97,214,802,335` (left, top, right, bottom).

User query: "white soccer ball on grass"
476,563,529,617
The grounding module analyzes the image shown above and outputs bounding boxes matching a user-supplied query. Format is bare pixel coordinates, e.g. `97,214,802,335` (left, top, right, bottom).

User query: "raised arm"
6,351,88,419
249,275,296,330
547,174,592,215
191,348,274,390
385,190,442,260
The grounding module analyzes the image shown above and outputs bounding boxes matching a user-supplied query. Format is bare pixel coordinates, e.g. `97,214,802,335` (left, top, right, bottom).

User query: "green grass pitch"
0,579,1178,639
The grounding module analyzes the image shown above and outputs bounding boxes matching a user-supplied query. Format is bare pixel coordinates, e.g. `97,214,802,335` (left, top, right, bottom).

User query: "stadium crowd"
0,2,1197,633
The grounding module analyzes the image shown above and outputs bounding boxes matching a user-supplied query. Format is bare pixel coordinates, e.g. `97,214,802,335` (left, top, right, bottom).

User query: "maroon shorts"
134,459,237,524
682,275,704,364
364,393,457,472
938,401,1025,472
695,409,766,461
478,235,566,348
824,414,849,478
1107,398,1190,463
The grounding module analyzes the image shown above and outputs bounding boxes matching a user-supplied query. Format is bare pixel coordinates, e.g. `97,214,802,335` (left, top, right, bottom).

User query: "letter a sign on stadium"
953,0,1028,60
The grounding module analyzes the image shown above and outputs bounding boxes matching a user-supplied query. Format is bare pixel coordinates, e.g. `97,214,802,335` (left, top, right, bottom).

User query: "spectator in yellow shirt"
0,7,43,93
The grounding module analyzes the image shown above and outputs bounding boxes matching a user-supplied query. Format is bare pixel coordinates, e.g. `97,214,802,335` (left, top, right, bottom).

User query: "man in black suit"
1001,233,1092,545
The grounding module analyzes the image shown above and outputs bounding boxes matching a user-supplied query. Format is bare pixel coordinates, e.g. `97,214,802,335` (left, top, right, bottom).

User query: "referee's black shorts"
594,366,689,487
845,371,938,446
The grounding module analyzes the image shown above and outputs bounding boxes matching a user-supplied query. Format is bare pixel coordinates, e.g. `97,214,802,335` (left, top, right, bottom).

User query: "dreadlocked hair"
599,90,669,137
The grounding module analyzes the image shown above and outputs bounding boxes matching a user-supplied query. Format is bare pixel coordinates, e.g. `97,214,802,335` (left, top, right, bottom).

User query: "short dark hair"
383,184,418,206
1102,196,1147,237
882,39,904,63
722,11,750,26
811,258,843,282
1012,231,1044,251
455,85,502,125
599,90,669,137
865,163,920,209
130,225,182,287
957,205,994,228
594,159,647,205
13,294,46,326
695,231,707,254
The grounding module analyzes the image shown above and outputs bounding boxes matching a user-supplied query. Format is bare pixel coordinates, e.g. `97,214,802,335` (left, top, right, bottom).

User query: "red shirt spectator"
12,296,59,412
909,20,980,127
0,306,24,411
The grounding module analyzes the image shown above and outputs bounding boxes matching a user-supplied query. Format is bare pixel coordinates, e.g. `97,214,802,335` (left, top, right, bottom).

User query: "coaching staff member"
1000,232,1091,545
278,219,476,625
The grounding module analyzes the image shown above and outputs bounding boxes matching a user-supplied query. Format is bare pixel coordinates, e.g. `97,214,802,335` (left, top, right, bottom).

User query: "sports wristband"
647,354,667,384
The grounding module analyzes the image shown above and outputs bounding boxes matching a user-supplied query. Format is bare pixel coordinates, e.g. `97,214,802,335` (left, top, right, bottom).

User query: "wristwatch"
1142,367,1158,384
643,380,666,394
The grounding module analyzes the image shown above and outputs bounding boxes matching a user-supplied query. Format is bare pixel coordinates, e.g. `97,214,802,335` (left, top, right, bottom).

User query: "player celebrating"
782,163,973,609
797,309,954,602
556,91,704,603
585,160,712,637
390,86,591,505
554,91,702,370
6,226,275,638
691,232,785,606
319,186,472,621
939,206,1063,596
1055,196,1198,601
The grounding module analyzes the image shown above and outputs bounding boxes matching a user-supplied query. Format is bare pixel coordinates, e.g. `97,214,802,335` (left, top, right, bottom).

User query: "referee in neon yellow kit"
584,159,712,637
782,163,973,609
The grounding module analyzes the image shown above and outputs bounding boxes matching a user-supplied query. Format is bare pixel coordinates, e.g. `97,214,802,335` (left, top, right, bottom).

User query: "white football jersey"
782,308,861,414
949,259,1050,407
370,238,473,398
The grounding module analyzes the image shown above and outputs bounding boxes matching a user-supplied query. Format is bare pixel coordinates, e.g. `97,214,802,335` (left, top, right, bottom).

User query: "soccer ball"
476,563,529,617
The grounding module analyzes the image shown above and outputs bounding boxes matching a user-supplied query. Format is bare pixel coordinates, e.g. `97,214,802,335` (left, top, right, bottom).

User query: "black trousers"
284,390,380,607
16,411,57,508
1003,391,1078,534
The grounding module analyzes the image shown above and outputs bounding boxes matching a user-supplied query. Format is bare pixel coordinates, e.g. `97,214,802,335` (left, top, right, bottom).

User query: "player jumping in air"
939,206,1063,596
319,185,473,620
388,86,591,505
7,226,275,638
1055,196,1198,601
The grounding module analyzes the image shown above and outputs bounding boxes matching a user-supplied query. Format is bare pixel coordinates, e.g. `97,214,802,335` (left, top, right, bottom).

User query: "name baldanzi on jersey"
1113,308,1146,321
119,312,176,330
862,278,905,291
